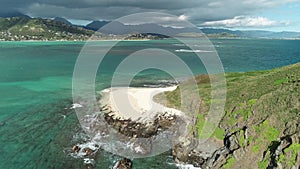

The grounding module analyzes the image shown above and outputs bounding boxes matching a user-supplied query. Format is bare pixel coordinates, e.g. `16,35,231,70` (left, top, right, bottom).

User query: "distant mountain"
92,22,300,39
97,21,198,36
200,28,241,35
84,20,200,35
200,28,300,39
1,16,300,41
85,21,110,31
241,30,300,39
53,17,72,25
0,17,93,41
0,11,30,18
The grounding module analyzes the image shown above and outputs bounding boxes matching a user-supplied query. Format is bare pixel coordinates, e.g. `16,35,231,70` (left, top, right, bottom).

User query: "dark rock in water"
0,122,5,127
113,158,133,169
72,145,81,153
71,143,99,158
83,158,96,169
83,147,94,156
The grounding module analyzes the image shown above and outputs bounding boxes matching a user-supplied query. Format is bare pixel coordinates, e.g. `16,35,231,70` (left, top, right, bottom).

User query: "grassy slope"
0,17,93,39
156,62,300,168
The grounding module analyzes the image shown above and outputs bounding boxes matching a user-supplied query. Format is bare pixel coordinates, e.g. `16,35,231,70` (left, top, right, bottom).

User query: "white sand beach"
99,86,183,122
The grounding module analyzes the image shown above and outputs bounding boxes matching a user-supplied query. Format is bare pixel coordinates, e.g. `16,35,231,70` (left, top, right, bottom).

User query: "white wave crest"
176,163,201,169
175,49,213,53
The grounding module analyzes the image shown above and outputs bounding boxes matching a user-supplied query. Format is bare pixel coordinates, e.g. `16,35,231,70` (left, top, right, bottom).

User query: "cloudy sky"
2,0,300,31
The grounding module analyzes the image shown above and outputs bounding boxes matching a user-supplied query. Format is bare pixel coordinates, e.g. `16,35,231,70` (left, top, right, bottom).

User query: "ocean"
0,39,300,168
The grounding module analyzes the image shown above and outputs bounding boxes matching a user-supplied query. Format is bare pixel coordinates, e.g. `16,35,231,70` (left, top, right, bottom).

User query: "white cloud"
18,0,298,24
201,16,290,28
178,15,188,21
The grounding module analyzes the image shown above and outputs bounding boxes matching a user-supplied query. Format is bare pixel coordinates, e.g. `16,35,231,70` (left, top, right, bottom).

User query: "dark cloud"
0,0,297,25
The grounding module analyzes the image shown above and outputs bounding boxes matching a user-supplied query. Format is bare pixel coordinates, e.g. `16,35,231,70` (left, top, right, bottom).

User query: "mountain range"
0,11,30,18
83,20,300,39
0,16,93,41
201,28,300,39
1,14,300,40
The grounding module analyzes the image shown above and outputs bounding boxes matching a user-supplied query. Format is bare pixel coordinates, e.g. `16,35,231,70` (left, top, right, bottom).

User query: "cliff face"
158,63,300,168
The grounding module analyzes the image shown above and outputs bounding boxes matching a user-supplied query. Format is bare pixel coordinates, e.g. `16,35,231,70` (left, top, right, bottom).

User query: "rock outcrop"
113,158,133,169
102,107,177,138
166,63,300,168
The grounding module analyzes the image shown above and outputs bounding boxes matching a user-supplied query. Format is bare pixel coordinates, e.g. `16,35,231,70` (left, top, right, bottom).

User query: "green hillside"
0,17,93,41
156,63,300,168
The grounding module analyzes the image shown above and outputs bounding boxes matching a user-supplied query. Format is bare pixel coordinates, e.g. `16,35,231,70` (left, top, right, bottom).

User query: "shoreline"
0,39,155,43
98,86,182,123
1,37,300,43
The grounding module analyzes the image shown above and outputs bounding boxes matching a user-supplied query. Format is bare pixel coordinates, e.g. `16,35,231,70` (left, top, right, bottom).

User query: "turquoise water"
0,39,300,168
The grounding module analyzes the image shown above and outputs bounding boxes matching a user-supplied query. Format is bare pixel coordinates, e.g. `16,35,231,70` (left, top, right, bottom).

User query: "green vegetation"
0,17,93,41
213,126,225,140
222,157,235,169
195,114,205,136
247,135,254,145
0,17,170,41
254,120,280,142
258,159,269,169
156,62,300,168
252,120,280,155
237,130,246,147
252,144,261,154
278,143,300,167
289,108,299,114
274,78,288,85
247,99,257,106
164,87,181,109
194,113,225,140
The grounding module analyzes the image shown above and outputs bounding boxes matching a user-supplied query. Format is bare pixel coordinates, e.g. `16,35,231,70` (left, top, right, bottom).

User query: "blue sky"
200,1,300,32
255,2,300,31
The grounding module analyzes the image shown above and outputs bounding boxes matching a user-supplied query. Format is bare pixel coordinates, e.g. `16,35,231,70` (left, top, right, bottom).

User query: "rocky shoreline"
102,104,178,138
100,103,188,155
70,104,187,168
71,101,227,168
70,102,299,169
70,85,224,168
70,65,300,169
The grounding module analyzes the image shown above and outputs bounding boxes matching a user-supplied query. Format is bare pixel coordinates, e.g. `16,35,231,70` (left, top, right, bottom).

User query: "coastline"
0,39,154,43
71,85,189,159
98,86,182,123
1,37,300,43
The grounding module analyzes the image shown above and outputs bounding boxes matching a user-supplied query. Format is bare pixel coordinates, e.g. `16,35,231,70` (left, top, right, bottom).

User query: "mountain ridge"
53,17,72,26
1,16,300,41
0,17,93,41
200,28,300,39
